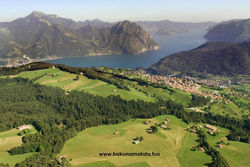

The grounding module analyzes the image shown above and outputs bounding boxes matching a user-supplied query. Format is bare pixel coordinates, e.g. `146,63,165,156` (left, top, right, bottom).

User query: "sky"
0,0,250,22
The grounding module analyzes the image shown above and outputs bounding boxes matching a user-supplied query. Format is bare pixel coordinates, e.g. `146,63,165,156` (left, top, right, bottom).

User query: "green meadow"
0,127,35,167
61,115,211,167
204,126,250,167
16,68,155,102
16,68,191,104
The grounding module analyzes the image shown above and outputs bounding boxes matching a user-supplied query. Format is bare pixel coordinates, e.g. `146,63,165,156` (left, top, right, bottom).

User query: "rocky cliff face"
204,19,250,43
109,21,160,54
0,11,159,61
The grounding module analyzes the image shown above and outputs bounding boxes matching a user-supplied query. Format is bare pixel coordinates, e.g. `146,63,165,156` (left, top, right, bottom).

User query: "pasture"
0,127,35,167
61,115,211,167
17,68,155,102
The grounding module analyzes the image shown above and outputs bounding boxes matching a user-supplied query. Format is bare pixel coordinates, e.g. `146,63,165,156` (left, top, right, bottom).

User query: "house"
161,125,167,129
207,130,214,135
191,129,197,133
146,129,153,134
199,147,205,152
17,125,32,131
133,140,140,144
144,120,150,125
204,124,217,132
113,131,120,135
217,144,224,149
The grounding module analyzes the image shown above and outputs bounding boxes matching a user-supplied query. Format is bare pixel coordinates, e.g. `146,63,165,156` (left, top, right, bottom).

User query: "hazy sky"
0,0,250,22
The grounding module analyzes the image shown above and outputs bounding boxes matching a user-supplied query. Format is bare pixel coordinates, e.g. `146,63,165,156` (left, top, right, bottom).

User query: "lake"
47,28,207,69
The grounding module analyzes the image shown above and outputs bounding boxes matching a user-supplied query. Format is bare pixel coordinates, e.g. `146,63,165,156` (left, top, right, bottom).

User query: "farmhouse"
17,125,32,131
113,131,120,135
146,129,153,134
191,129,197,133
204,124,217,132
207,129,214,135
133,140,140,144
217,144,224,149
199,147,205,152
161,125,167,130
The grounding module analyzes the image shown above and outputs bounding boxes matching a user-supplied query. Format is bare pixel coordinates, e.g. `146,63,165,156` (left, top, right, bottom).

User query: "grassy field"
16,68,156,102
203,125,250,167
16,68,192,104
135,85,191,106
208,103,243,118
0,126,35,166
61,115,211,167
177,133,211,167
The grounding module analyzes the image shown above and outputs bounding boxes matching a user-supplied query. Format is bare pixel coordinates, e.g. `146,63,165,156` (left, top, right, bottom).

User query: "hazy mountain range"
149,41,250,76
0,11,159,62
137,20,215,35
204,19,250,43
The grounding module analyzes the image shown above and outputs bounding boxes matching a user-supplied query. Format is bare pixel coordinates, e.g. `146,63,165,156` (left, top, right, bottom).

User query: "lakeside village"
105,69,235,102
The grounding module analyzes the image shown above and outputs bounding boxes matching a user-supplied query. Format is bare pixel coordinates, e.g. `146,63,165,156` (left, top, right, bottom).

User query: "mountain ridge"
204,18,250,43
148,41,250,76
0,11,160,65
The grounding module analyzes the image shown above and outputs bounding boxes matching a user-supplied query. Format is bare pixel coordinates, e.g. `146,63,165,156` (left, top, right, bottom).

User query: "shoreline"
0,47,160,68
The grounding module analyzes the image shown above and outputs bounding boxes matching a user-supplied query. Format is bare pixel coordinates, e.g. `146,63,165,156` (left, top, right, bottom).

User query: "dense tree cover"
196,130,229,167
189,94,210,107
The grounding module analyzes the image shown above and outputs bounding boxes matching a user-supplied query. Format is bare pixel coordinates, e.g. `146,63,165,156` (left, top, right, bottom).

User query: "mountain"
0,11,159,61
149,42,250,75
204,19,250,43
137,20,215,35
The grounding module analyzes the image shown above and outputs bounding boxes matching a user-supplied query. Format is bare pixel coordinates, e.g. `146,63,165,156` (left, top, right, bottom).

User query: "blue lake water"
47,28,207,69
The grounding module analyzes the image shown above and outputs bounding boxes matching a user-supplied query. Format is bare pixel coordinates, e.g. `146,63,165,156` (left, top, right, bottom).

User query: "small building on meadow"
199,147,205,152
217,144,224,149
17,125,32,131
161,125,167,130
133,140,140,144
146,129,153,134
204,124,217,132
113,131,120,135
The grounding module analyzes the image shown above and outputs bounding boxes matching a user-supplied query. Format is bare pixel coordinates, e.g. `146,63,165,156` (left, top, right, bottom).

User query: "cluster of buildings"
126,71,224,100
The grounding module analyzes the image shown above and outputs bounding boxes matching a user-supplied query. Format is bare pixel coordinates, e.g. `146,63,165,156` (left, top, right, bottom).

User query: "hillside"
149,42,250,76
0,62,249,166
0,11,159,63
137,20,215,35
204,19,250,43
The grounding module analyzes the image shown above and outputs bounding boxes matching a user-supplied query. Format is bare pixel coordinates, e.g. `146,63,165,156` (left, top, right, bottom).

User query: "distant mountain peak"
29,11,58,19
